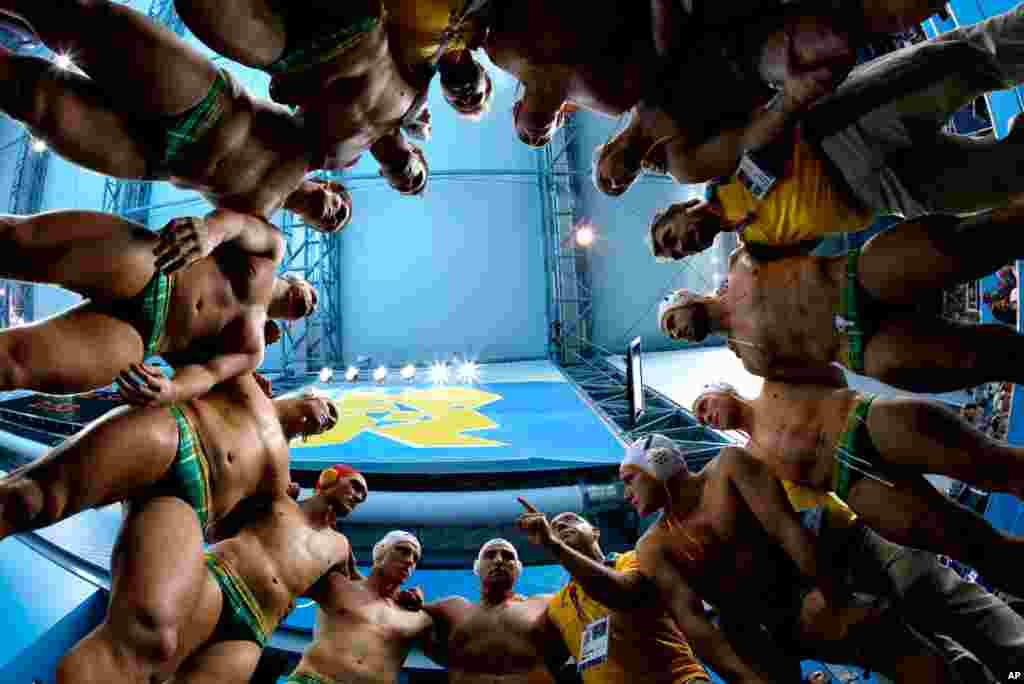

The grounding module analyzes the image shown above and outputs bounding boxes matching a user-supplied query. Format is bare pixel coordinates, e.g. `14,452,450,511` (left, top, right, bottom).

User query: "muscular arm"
638,537,765,684
168,346,264,402
723,447,841,604
420,598,461,667
543,539,657,611
204,209,285,260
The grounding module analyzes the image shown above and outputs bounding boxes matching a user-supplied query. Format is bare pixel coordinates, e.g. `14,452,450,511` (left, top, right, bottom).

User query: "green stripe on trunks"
265,14,381,75
167,405,211,531
205,553,270,647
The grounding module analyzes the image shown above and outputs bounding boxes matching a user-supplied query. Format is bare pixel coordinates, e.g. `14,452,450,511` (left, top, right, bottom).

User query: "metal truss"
274,209,344,375
539,116,730,468
541,113,594,365
559,354,731,472
3,133,50,326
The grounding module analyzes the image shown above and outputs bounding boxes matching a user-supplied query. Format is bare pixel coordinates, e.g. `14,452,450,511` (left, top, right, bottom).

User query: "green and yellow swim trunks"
206,553,272,647
284,673,339,684
265,2,383,76
835,247,879,374
166,405,212,533
147,70,231,176
832,395,895,501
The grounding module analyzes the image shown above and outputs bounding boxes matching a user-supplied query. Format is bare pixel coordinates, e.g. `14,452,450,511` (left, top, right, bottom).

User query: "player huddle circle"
2,0,1024,682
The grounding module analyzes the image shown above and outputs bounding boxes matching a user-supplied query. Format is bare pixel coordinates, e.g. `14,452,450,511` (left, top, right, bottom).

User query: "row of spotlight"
318,360,480,385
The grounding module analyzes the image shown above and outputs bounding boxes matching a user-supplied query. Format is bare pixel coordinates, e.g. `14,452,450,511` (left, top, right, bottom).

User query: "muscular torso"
650,461,801,617
182,374,291,530
749,383,862,487
160,246,273,362
296,580,432,684
484,0,656,116
208,498,351,634
438,595,554,684
726,248,846,374
288,22,420,164
163,83,315,219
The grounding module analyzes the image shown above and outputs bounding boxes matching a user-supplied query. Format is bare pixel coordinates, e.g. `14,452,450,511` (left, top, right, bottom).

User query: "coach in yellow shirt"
517,500,711,684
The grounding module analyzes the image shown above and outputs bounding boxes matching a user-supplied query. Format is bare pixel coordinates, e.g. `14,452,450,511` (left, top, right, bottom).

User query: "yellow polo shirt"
783,480,858,528
546,551,709,684
716,133,874,246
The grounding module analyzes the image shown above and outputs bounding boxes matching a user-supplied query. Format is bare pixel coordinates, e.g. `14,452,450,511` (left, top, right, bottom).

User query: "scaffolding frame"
539,117,730,468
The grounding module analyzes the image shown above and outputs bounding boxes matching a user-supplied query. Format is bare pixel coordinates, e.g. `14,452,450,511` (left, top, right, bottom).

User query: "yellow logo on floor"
294,386,507,448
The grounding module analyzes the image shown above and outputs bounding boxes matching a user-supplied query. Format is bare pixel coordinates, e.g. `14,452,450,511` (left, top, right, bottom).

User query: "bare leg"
863,316,1024,392
174,0,380,69
0,211,158,300
867,397,1024,498
0,0,218,114
858,0,948,34
0,405,177,537
169,640,263,684
859,209,1024,307
0,47,151,177
848,474,1024,598
56,496,220,684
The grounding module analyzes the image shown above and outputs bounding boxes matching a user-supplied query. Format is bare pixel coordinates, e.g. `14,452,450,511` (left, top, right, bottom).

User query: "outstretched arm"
638,538,767,684
516,498,658,611
154,209,284,273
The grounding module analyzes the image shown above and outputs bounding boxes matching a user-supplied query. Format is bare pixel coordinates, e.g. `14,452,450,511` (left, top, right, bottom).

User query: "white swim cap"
658,289,699,336
621,434,688,482
693,382,739,406
372,530,422,565
473,538,522,576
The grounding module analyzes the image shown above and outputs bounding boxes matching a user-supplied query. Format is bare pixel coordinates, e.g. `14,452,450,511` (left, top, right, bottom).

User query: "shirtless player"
425,538,569,684
0,373,340,541
172,0,429,196
658,204,1024,393
689,374,1024,596
0,0,361,230
56,465,367,684
285,530,434,684
0,208,314,402
621,436,957,683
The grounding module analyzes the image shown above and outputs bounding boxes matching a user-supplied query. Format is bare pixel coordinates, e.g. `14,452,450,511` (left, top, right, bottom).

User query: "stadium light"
373,366,388,383
575,223,595,247
429,361,450,384
345,366,359,382
457,360,480,384
30,138,46,153
400,364,416,380
318,367,334,383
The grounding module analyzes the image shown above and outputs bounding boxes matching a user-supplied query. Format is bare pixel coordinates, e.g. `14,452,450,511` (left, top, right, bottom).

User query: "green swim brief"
206,552,271,647
167,405,212,533
265,4,382,76
149,70,230,175
836,247,877,373
285,673,337,684
138,270,173,357
833,395,894,501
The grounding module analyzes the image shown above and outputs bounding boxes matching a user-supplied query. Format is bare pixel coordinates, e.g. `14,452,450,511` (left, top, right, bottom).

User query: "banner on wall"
286,381,624,474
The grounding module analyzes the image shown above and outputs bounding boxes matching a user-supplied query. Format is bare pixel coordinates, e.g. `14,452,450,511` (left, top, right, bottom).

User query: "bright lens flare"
318,367,333,383
30,138,47,153
457,360,480,384
575,224,595,247
54,53,74,71
429,361,450,384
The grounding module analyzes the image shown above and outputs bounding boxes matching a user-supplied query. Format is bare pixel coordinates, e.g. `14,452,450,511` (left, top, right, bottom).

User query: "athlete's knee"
111,598,183,666
0,334,34,390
